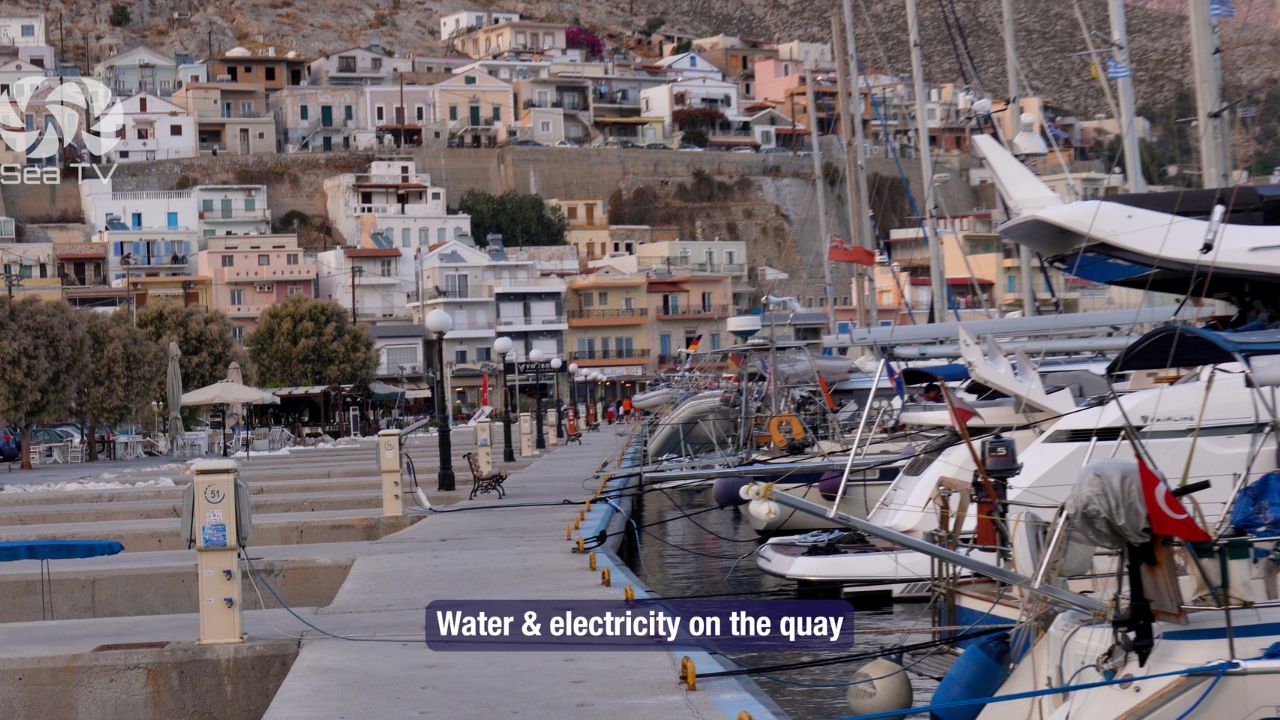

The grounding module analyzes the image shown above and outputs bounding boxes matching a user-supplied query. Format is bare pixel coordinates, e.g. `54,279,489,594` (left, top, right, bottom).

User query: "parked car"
643,143,669,150
730,146,757,154
0,427,19,462
553,140,580,148
676,144,705,152
512,139,543,147
30,427,73,446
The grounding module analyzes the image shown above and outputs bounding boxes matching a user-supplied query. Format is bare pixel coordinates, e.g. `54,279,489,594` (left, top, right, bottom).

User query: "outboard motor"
974,433,1019,549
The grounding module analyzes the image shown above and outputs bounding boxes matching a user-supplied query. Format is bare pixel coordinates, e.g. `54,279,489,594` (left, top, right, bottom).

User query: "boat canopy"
1107,325,1280,374
901,364,969,384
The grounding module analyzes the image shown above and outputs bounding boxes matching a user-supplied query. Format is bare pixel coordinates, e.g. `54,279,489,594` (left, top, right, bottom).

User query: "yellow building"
565,269,650,380
128,275,212,311
457,20,568,59
647,273,734,370
431,71,515,148
0,241,62,301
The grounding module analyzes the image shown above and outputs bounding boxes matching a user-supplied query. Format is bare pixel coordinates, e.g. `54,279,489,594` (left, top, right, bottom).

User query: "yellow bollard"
588,551,597,571
623,584,635,601
565,525,572,541
576,537,584,553
584,500,592,514
601,567,611,586
737,713,754,720
679,656,697,691
573,516,581,531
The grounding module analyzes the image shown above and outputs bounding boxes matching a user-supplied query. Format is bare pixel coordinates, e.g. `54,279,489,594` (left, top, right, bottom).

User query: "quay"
0,427,781,719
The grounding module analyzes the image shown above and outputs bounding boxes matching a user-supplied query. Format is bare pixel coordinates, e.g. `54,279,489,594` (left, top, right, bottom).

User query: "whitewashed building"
316,245,409,322
323,157,470,248
108,93,197,163
307,46,411,86
94,46,179,96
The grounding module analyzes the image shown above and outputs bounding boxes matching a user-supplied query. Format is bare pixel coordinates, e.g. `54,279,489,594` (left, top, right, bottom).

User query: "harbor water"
623,480,939,720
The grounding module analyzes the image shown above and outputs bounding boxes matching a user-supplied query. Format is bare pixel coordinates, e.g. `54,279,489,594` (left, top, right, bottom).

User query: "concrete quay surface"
0,428,780,720
262,429,779,720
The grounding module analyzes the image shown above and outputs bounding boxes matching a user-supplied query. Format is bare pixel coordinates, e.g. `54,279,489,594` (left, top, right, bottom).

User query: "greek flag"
1106,58,1131,80
1045,121,1069,142
1210,0,1235,18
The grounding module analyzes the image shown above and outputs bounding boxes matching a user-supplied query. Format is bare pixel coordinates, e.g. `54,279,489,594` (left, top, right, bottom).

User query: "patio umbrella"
225,361,245,430
165,342,184,456
181,380,281,406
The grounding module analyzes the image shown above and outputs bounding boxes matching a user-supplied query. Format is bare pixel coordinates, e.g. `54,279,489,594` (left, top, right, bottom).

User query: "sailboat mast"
905,0,947,318
1001,0,1037,316
1107,0,1147,193
805,63,837,335
1188,0,1232,188
838,0,879,328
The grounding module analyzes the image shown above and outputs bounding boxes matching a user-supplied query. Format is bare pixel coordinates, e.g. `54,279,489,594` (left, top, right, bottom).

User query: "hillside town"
0,9,1180,433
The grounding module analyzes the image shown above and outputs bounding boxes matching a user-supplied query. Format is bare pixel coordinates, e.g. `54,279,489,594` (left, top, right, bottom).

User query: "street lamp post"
493,336,515,463
550,357,563,440
529,348,546,449
568,363,579,423
426,309,455,491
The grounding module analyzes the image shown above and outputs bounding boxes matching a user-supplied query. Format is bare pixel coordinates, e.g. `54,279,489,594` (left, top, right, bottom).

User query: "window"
476,347,491,362
257,254,270,266
622,296,635,311
710,333,721,350
231,326,243,342
118,151,129,159
455,349,468,363
419,228,429,245
464,75,476,85
643,98,651,113
287,253,299,265
20,24,34,37
372,57,382,70
229,289,244,305
240,101,253,116
130,212,142,228
437,227,446,243
701,291,712,312
221,255,233,267
375,105,384,122
448,105,457,121
567,206,578,220
300,105,309,121
344,105,353,121
597,291,608,305
288,286,305,296
401,228,410,247
689,56,697,68
539,120,551,133
380,259,394,277
337,56,356,73
581,292,593,307
170,124,182,136
416,105,425,121
167,212,178,229
139,97,148,112
492,106,500,122
431,191,441,201
265,67,276,82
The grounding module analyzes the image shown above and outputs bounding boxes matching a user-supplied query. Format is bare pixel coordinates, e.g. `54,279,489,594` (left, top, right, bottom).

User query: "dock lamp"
529,348,547,449
550,357,563,441
426,308,455,491
493,336,515,463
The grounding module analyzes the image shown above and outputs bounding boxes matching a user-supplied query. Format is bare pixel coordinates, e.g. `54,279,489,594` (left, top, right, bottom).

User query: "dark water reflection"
624,483,938,720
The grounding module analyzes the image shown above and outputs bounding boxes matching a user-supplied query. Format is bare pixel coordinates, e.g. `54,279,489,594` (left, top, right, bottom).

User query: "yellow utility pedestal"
190,459,245,645
545,409,558,445
377,430,403,516
519,413,534,457
476,420,493,473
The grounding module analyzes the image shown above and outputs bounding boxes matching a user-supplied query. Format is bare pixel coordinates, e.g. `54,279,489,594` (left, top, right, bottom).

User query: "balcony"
656,304,731,320
568,348,650,361
567,308,648,326
200,208,270,222
422,286,494,301
352,203,444,219
496,316,566,331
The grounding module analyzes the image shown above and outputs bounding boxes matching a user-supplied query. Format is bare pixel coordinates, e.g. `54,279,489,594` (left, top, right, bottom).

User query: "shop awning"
271,385,335,397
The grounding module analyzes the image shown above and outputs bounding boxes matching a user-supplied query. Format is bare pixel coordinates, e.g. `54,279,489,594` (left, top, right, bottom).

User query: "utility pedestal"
545,409,558,445
519,413,534,457
476,420,493,473
377,430,403,517
191,459,244,645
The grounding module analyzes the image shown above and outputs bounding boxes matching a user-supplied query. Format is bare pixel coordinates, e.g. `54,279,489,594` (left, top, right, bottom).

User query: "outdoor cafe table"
0,540,125,619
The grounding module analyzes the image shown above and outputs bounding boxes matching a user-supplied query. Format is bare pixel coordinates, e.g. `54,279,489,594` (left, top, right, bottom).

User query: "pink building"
195,234,315,342
752,58,809,104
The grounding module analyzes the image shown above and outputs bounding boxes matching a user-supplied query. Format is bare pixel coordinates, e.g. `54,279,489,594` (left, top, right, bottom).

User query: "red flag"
828,236,876,266
1138,456,1212,542
481,372,489,406
941,385,981,427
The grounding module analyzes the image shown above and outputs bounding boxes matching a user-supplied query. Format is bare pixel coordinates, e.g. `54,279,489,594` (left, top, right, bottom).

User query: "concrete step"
0,509,420,552
0,490,382,526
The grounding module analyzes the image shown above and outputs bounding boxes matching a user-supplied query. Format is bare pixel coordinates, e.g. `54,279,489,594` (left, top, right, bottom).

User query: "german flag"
686,335,703,352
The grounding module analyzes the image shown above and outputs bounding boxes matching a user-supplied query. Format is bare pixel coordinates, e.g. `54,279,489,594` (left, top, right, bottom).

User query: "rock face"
39,0,1277,121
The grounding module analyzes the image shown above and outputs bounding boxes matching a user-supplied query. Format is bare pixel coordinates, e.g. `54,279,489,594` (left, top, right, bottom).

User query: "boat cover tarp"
1063,459,1150,549
901,364,969,384
0,539,125,562
1231,472,1280,537
1107,325,1280,374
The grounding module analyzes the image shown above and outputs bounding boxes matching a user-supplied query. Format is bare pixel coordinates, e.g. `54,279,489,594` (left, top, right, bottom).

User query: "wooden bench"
463,452,507,500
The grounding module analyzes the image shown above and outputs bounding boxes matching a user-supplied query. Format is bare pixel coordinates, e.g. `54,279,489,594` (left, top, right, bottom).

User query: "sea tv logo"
0,75,124,184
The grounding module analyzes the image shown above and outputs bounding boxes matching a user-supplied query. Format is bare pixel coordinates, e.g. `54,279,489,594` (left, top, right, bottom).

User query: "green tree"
643,17,666,34
76,311,165,461
0,298,89,469
247,296,377,387
457,190,567,247
109,3,131,26
137,304,246,394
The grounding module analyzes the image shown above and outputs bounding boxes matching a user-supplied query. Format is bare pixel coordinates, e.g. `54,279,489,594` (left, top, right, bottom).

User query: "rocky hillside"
5,0,1276,121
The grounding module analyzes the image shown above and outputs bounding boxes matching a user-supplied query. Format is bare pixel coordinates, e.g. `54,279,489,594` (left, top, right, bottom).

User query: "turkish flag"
1138,456,1212,542
941,384,981,427
828,236,876,266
